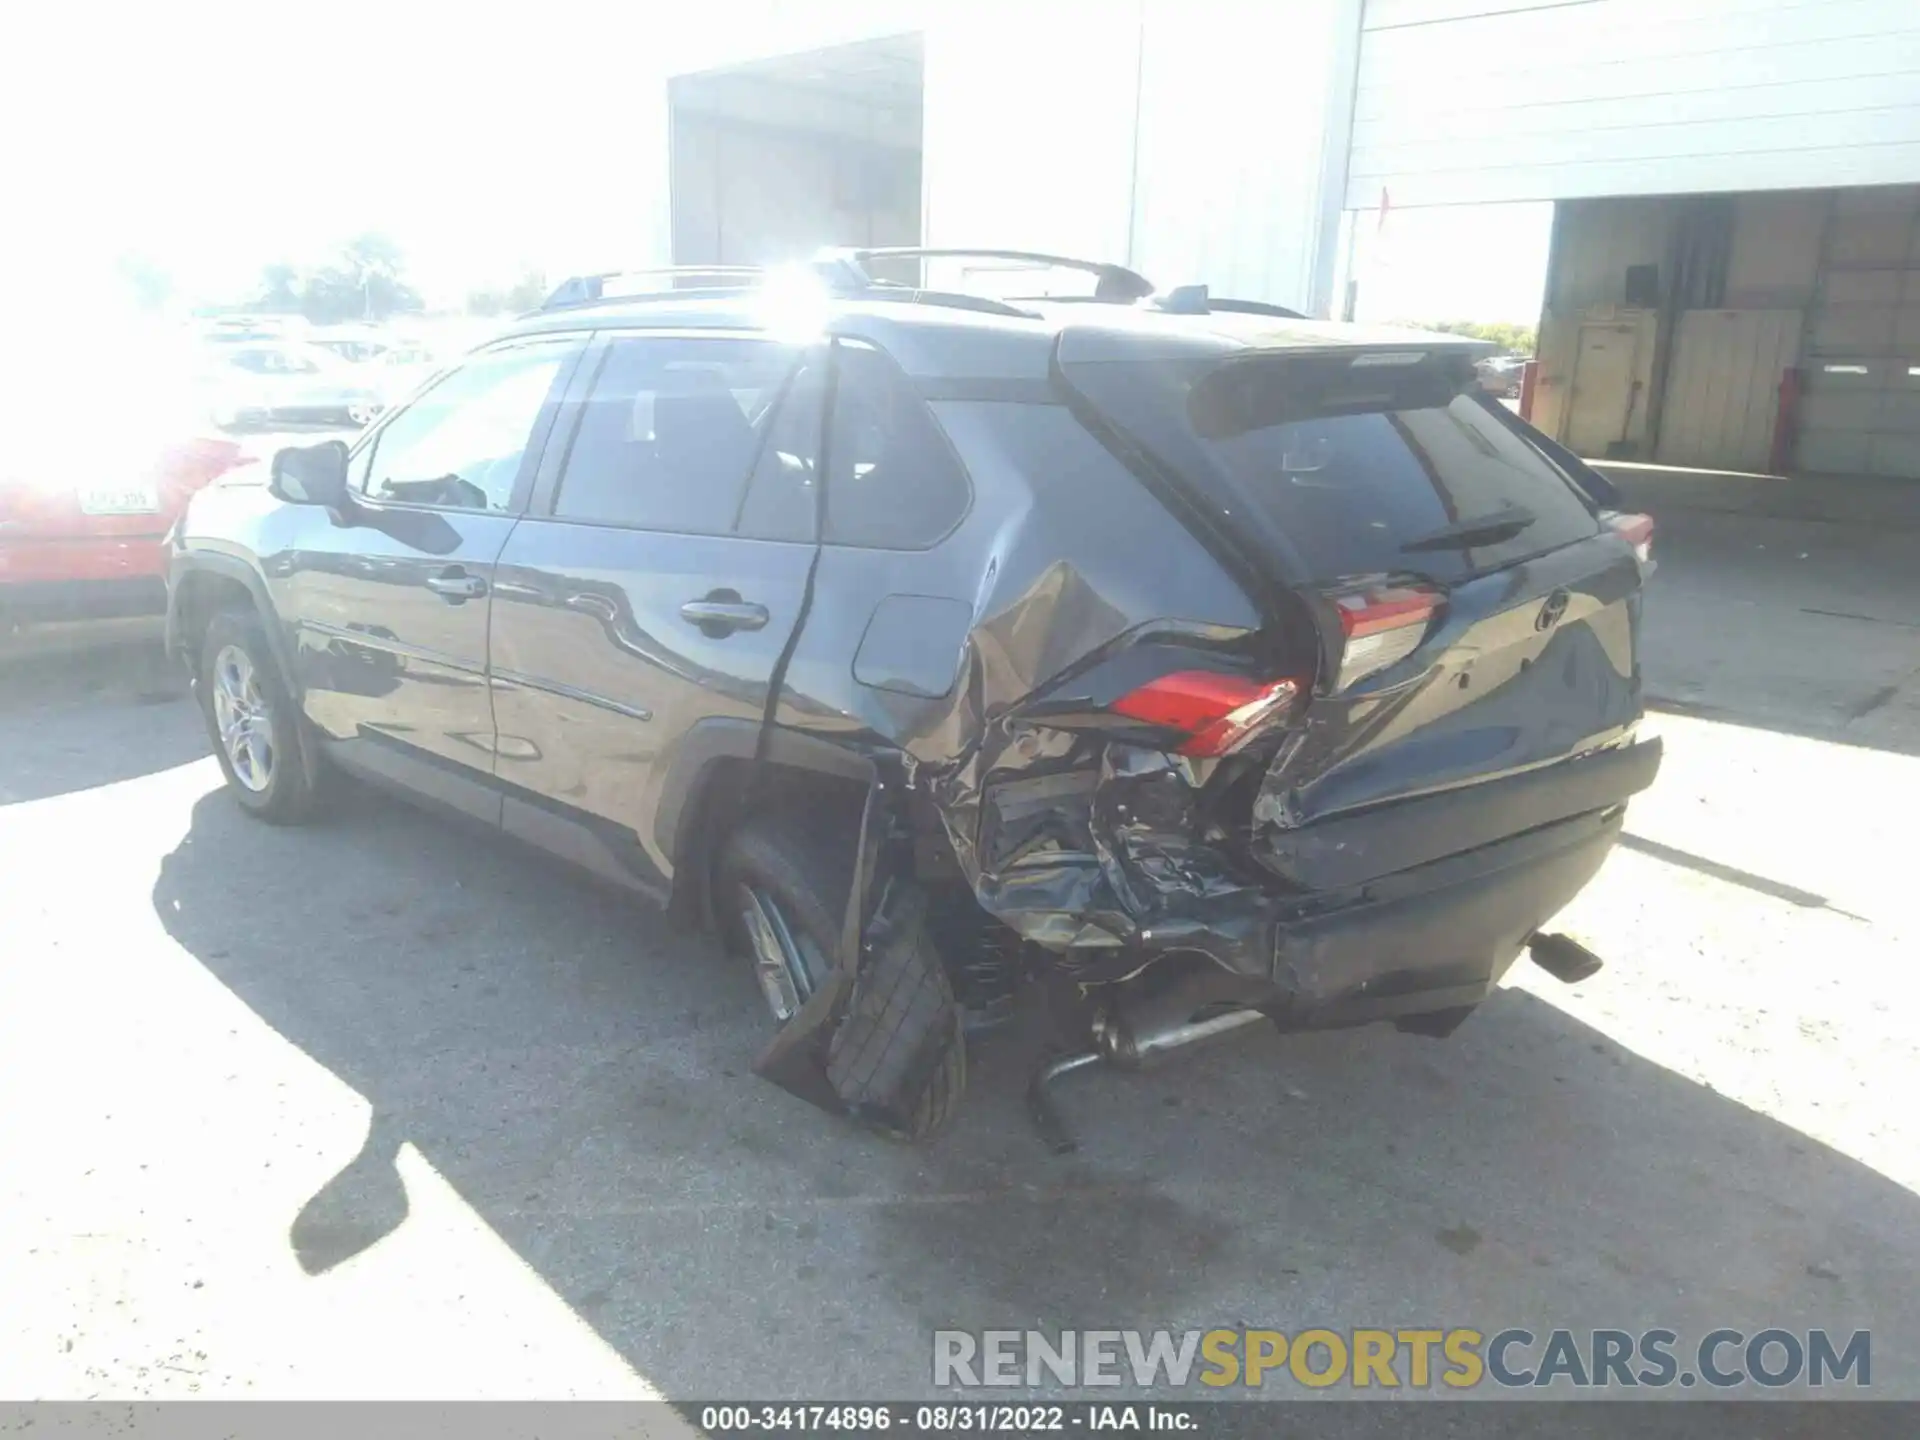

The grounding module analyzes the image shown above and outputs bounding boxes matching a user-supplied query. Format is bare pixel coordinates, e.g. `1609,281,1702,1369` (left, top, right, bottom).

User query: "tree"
467,269,549,318
298,234,422,322
116,255,174,312
503,269,548,313
258,263,302,312
1404,319,1537,357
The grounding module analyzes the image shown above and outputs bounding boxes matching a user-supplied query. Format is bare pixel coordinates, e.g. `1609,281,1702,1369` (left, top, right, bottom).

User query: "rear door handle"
426,569,488,601
680,598,769,635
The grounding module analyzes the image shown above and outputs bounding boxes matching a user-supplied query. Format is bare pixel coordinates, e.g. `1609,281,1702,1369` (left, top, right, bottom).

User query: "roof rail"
843,247,1156,302
539,266,766,311
538,254,881,313
533,250,1298,323
1200,296,1308,321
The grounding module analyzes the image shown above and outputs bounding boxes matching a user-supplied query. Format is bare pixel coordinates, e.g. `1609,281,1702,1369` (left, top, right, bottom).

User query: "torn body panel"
745,330,1660,1127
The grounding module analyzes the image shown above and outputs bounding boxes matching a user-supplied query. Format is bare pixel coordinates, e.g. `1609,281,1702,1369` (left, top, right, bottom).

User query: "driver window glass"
363,341,575,511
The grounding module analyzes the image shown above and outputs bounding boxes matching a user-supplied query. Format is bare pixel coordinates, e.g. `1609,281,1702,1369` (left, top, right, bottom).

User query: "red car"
1,434,251,626
2,328,257,628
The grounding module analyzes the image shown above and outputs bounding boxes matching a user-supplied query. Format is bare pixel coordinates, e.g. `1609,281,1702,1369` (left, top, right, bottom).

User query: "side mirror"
270,439,352,508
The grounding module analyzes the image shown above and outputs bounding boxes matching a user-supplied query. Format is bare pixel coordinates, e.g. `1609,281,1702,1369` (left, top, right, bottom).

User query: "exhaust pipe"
1028,1002,1269,1154
1094,1005,1268,1068
1529,931,1604,984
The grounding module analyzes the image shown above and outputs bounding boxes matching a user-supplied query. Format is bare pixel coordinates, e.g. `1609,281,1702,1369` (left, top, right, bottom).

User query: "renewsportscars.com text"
933,1327,1871,1391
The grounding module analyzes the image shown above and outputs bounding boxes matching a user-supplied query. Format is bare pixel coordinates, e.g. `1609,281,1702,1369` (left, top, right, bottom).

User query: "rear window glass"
1069,360,1599,583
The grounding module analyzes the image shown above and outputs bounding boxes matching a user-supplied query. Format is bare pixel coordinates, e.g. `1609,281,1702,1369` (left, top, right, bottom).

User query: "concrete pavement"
1,512,1915,1411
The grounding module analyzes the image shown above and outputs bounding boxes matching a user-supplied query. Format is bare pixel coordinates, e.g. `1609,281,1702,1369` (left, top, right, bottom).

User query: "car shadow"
0,624,206,804
150,783,1920,1406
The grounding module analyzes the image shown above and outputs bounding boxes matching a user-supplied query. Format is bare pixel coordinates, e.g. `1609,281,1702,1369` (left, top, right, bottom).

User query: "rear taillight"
1328,583,1444,691
1603,510,1654,564
1110,671,1306,757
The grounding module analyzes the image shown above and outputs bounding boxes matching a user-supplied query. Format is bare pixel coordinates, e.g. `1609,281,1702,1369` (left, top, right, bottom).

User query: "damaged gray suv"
166,249,1661,1148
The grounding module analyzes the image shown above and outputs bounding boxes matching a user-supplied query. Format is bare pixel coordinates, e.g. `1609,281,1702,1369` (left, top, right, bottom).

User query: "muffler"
1528,931,1604,984
1027,1000,1269,1154
1093,1005,1269,1068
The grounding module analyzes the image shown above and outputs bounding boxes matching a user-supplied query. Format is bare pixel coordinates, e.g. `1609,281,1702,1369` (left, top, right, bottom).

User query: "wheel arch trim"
168,553,294,685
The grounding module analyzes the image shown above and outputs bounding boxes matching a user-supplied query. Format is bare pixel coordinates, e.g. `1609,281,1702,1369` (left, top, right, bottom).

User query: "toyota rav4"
165,249,1661,1147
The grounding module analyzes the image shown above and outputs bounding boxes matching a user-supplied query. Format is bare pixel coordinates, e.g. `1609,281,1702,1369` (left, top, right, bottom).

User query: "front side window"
358,340,576,511
551,336,800,533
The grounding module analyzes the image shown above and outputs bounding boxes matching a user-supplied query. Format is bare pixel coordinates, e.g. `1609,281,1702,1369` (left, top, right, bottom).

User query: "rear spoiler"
1186,349,1483,439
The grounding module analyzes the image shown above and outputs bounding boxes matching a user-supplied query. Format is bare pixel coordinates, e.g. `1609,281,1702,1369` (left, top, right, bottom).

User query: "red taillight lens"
1110,671,1305,757
1328,583,1444,690
1604,510,1654,563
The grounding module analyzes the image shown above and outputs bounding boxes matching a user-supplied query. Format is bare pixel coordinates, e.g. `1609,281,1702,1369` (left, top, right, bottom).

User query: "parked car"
200,315,307,346
370,341,447,408
3,346,249,625
165,250,1660,1146
1476,353,1530,398
308,325,391,364
204,341,385,430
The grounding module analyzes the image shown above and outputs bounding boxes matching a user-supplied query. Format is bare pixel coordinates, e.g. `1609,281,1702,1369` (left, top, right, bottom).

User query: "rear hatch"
1056,323,1655,889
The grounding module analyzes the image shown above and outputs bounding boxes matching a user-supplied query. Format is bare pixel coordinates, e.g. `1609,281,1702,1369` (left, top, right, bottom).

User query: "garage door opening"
669,34,923,272
1535,186,1920,481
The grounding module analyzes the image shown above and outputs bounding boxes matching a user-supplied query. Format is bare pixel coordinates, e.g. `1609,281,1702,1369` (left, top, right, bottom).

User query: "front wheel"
197,608,330,823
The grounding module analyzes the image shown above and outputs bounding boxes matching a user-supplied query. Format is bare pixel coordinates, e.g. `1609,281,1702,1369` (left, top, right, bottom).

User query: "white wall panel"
1129,0,1363,313
921,1,1360,313
1364,0,1591,26
919,14,1142,268
1350,0,1920,206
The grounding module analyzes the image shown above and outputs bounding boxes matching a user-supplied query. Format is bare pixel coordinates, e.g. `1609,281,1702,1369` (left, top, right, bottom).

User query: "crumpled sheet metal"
758,560,1281,1119
930,734,1279,981
830,557,1275,984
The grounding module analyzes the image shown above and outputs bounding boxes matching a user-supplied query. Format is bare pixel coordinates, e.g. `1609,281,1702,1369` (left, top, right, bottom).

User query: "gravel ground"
0,510,1915,1419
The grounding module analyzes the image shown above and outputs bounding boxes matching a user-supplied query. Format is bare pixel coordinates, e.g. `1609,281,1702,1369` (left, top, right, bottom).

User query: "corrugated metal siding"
672,114,919,265
1349,0,1920,207
1797,185,1920,477
1656,310,1803,471
1544,197,1671,311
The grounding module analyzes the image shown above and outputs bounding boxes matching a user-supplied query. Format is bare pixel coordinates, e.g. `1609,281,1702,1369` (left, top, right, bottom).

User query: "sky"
1,1,1550,331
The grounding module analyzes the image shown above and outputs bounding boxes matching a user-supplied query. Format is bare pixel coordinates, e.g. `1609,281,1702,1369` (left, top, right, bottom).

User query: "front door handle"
680,596,769,636
426,569,488,602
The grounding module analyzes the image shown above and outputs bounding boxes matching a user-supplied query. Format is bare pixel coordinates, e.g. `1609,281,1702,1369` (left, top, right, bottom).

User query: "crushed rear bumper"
943,737,1660,1028
1262,802,1627,1029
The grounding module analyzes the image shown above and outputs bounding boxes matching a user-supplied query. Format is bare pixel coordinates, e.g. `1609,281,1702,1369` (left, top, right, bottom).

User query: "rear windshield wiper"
1399,505,1537,553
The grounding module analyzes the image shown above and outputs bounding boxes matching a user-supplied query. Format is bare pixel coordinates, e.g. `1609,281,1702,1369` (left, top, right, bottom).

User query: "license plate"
79,484,160,515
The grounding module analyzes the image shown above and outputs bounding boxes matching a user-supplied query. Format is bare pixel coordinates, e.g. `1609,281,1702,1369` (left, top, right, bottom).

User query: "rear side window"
553,337,800,533
1067,359,1598,584
735,341,972,550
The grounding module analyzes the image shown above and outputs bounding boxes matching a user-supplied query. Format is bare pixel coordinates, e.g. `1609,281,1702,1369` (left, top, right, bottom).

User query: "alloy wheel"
211,644,276,792
737,885,827,1023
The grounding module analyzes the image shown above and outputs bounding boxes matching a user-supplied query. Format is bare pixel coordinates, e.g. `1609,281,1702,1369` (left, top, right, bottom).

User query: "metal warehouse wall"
1348,0,1920,209
923,0,1364,314
1536,187,1920,477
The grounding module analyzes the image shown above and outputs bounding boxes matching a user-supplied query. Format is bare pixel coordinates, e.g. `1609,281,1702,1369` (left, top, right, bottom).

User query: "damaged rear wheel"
717,811,966,1141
